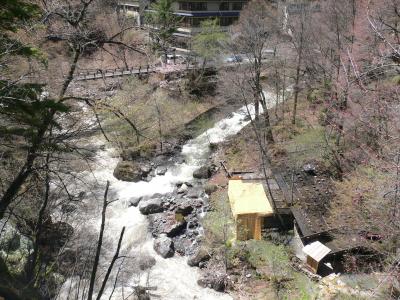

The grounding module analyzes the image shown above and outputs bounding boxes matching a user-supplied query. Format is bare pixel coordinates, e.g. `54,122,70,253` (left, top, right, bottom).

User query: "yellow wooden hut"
228,179,274,240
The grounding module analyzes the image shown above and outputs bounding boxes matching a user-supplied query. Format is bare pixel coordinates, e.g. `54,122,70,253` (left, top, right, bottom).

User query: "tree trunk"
292,54,302,125
88,181,110,300
95,226,125,300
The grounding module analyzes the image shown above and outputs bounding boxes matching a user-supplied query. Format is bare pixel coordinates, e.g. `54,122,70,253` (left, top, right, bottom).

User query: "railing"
75,65,153,81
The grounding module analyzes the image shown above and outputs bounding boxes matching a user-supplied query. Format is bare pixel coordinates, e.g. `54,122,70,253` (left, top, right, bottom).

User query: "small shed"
228,179,274,240
302,241,331,273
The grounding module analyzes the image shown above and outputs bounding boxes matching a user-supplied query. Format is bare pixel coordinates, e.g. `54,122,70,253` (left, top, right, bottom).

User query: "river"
57,92,276,300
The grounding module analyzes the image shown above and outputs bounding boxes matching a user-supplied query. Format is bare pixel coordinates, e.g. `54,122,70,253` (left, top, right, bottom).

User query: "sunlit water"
58,92,277,300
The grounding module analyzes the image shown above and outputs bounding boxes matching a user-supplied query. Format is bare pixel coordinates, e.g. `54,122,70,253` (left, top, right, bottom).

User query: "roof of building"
228,179,274,217
303,241,331,262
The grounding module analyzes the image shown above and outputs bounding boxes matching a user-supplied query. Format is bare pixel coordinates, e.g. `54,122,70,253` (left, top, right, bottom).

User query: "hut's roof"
228,179,274,216
303,241,331,262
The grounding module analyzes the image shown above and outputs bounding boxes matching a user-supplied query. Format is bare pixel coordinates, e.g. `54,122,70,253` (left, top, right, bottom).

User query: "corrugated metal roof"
303,241,331,262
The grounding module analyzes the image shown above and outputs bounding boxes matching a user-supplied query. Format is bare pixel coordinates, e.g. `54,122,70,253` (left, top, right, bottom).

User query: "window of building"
219,2,229,11
232,2,243,10
179,2,207,11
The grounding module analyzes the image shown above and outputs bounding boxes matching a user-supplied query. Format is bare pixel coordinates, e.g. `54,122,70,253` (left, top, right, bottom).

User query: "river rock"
156,166,167,176
176,202,194,216
139,198,164,215
139,163,152,177
153,235,174,258
187,246,210,267
164,214,186,237
193,166,212,179
177,183,188,194
149,212,186,237
174,236,196,256
113,161,143,182
129,197,142,207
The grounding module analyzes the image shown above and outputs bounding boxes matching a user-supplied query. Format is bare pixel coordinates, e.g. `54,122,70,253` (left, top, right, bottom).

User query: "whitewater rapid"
58,92,276,300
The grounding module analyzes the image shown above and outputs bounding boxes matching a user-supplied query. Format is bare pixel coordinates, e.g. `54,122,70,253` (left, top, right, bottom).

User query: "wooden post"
220,161,231,178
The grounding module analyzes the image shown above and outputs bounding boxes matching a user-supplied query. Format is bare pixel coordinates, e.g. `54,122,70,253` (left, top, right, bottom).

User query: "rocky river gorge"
55,100,272,300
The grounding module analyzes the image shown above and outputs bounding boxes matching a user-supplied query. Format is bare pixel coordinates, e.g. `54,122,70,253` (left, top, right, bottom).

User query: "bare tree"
229,0,280,143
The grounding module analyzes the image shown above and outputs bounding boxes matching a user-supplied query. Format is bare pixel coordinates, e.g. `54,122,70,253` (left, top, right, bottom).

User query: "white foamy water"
57,93,277,300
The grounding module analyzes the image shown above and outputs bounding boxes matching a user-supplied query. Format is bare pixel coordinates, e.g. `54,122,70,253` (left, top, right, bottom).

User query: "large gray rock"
139,198,163,215
113,161,143,182
193,166,212,179
187,246,210,267
156,166,167,176
129,197,142,207
139,163,152,177
148,212,186,237
177,183,188,194
176,202,194,216
163,213,186,237
153,235,174,258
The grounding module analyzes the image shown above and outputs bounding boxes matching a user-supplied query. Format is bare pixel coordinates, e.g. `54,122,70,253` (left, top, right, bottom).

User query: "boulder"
153,235,174,258
174,236,196,256
187,247,210,267
176,202,194,216
113,161,143,182
139,198,164,215
156,166,167,176
129,197,142,207
204,184,218,195
193,166,212,179
148,212,186,237
139,163,152,177
177,183,189,194
163,213,186,237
